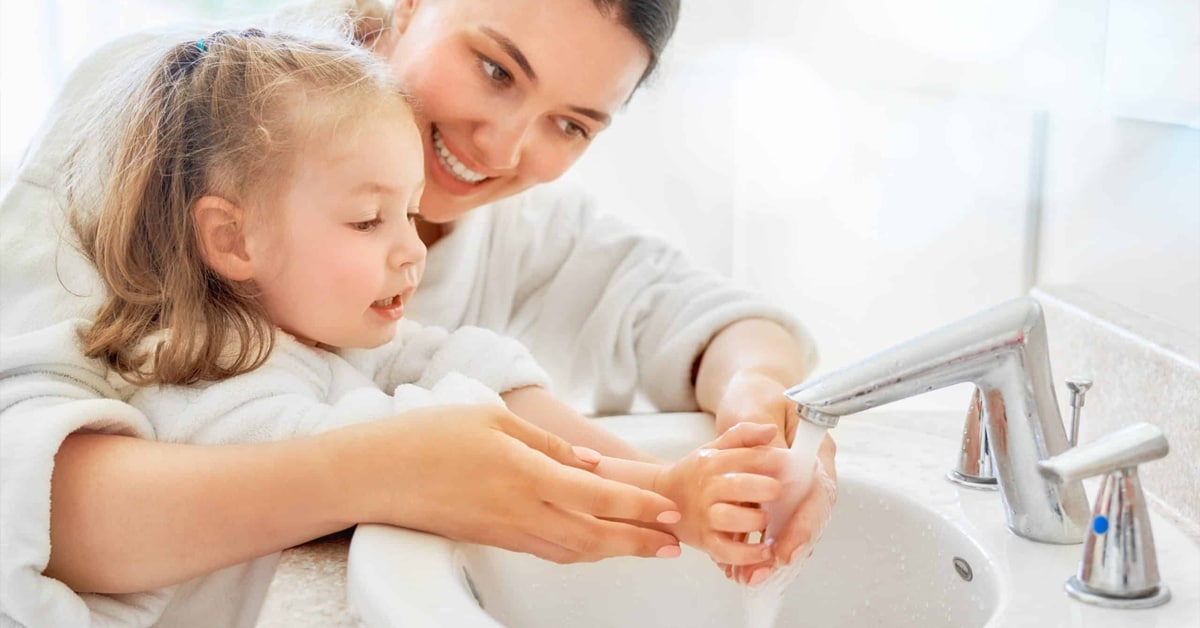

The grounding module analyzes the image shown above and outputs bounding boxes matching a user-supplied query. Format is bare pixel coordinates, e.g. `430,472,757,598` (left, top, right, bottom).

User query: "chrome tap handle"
1064,378,1092,447
1038,422,1167,483
1038,422,1172,609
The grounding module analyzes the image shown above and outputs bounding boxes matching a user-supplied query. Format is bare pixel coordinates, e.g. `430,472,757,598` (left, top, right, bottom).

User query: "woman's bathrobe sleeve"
409,181,818,415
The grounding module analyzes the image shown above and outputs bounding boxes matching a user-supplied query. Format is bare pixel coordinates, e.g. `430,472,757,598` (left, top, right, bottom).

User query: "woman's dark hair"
594,0,680,86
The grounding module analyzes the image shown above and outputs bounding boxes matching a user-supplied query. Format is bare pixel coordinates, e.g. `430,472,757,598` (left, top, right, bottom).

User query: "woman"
0,0,835,624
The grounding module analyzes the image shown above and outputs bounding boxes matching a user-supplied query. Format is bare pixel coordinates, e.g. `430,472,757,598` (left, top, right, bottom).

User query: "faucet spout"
785,297,1090,544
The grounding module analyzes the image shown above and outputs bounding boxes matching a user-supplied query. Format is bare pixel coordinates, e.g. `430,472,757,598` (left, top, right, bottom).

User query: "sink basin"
346,413,1200,628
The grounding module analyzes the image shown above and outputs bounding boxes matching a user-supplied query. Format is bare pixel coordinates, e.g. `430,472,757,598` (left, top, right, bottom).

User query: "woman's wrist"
316,418,420,527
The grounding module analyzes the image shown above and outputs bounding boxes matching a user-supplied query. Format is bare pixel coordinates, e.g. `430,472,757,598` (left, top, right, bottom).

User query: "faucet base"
1065,576,1171,609
946,470,999,491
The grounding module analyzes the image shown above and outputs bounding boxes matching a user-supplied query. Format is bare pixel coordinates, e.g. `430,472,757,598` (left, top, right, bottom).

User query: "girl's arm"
45,406,681,594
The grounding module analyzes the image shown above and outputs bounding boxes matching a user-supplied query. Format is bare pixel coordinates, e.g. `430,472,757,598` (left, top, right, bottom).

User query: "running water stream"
743,420,835,628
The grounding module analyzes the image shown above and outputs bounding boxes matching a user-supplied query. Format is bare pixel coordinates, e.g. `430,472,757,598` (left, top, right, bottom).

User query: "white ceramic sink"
346,413,1200,628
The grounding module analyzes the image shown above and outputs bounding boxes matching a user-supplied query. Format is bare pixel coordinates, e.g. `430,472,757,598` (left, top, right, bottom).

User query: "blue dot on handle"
1093,515,1109,535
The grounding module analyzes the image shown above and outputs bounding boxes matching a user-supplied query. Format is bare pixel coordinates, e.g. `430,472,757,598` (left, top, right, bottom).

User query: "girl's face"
248,105,427,349
378,0,650,223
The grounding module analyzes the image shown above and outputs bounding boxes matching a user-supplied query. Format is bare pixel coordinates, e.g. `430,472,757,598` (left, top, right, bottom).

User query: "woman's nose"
473,115,535,171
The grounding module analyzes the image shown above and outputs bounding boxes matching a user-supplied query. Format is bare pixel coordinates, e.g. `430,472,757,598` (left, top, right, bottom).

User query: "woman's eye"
556,118,590,139
480,57,513,86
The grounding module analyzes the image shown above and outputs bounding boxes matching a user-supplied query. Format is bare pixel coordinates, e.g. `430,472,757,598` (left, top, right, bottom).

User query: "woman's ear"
391,0,418,35
193,195,254,282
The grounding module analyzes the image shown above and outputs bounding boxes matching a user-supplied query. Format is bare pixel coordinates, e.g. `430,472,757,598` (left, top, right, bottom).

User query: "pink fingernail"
656,510,682,524
572,446,601,464
656,545,681,559
748,567,772,586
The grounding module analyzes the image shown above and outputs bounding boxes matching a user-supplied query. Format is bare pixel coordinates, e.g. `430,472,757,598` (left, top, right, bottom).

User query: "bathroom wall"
2,0,1196,411
572,0,1199,410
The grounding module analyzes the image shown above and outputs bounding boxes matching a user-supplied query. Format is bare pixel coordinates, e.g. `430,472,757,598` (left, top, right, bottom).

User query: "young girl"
1,25,788,624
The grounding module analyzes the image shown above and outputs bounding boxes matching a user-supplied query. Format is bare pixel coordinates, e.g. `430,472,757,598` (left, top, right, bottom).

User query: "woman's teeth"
373,295,400,308
433,128,488,183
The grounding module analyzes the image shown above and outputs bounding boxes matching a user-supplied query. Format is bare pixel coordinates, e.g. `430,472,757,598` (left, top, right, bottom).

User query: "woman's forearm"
694,318,814,433
47,432,353,594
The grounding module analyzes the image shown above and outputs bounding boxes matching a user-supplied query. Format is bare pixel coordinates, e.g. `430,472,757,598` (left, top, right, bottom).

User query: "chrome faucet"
784,297,1091,544
1038,422,1172,608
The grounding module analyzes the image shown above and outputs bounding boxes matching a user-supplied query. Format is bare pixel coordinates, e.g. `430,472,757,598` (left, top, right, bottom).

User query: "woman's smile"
432,126,488,184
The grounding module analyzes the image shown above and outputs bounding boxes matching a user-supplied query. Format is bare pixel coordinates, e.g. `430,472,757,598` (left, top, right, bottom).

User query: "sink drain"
952,557,974,582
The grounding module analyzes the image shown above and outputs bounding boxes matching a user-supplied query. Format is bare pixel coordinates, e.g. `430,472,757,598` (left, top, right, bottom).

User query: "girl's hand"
331,404,683,563
652,422,790,565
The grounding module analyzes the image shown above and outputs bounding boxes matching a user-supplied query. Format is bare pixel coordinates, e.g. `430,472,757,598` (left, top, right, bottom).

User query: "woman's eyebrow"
480,26,536,82
569,106,611,126
478,26,612,126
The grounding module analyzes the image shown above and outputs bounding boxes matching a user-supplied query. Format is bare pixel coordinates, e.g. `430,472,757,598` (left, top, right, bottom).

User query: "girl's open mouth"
371,294,405,320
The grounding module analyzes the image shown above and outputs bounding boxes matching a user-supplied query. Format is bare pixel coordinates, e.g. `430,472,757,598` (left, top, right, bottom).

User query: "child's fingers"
709,502,769,533
704,533,775,566
709,421,778,450
733,556,775,584
709,472,782,503
705,446,793,478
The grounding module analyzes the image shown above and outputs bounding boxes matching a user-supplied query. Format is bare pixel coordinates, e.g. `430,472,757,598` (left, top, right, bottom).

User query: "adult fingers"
538,506,680,561
708,502,768,533
495,410,600,470
532,454,679,524
771,460,838,563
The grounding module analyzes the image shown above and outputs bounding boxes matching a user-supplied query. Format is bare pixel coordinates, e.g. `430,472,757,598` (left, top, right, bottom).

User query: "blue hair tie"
196,38,206,52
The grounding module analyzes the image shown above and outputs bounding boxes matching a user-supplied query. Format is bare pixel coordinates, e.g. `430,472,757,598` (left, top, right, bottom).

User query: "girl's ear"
193,195,255,282
391,0,418,36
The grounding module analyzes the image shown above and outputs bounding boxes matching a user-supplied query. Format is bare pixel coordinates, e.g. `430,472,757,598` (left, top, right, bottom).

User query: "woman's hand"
710,368,840,584
650,422,788,565
331,403,684,563
730,432,838,584
712,368,795,445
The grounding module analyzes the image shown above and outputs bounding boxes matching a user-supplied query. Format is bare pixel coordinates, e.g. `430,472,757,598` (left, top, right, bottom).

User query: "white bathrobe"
1,317,544,628
0,15,816,628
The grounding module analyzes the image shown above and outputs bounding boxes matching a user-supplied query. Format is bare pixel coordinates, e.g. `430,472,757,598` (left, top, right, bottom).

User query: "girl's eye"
480,57,513,86
556,118,590,140
351,218,381,232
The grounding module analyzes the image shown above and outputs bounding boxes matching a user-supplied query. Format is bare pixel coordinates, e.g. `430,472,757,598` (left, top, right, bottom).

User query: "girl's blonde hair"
68,26,407,386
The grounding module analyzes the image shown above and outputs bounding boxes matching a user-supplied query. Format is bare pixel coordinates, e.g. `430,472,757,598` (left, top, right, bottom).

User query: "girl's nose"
387,235,426,275
473,115,534,172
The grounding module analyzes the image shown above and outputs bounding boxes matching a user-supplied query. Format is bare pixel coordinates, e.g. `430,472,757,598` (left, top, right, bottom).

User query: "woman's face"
380,0,650,223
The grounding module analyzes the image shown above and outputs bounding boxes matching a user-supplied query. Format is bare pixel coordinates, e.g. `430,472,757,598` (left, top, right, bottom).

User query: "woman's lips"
428,126,492,196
